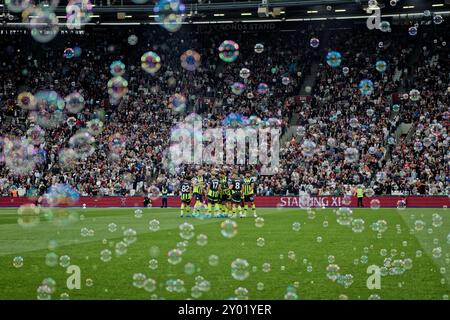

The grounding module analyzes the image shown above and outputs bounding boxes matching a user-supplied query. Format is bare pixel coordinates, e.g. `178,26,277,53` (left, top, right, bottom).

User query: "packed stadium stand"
0,17,448,197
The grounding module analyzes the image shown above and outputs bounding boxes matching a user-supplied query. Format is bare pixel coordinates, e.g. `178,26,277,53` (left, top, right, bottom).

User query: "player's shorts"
181,194,192,204
244,194,254,202
193,193,203,201
232,192,242,203
221,193,230,202
207,195,220,204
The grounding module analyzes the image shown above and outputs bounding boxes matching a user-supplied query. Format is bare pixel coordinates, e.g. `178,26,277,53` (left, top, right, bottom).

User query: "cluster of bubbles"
66,0,94,30
336,208,353,226
37,278,56,300
153,0,186,33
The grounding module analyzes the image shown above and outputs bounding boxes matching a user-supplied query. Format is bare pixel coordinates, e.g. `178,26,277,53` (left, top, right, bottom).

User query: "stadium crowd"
0,21,448,197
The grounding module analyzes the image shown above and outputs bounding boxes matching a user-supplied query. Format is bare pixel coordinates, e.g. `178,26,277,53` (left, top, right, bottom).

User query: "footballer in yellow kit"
243,171,257,217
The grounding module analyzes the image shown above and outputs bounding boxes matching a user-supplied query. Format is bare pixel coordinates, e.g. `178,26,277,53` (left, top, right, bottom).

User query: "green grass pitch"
0,207,449,300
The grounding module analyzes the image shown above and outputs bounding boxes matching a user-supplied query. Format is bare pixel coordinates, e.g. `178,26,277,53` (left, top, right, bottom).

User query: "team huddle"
179,169,257,218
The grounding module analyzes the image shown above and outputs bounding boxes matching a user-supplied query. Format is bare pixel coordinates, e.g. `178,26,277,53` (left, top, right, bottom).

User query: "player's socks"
238,205,244,217
193,200,201,213
186,205,191,217
244,204,248,215
214,203,220,216
252,204,257,217
207,202,212,214
180,203,185,217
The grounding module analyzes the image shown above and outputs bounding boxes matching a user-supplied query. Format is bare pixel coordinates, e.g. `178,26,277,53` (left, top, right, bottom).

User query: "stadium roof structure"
0,0,449,25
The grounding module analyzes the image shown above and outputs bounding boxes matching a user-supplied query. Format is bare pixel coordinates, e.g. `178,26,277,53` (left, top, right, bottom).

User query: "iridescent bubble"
219,40,239,63
344,147,359,163
359,79,374,95
179,222,195,240
86,119,103,136
375,60,387,72
254,43,264,53
379,21,391,32
342,67,350,75
32,90,66,128
107,76,128,98
110,60,126,77
169,93,187,113
168,248,183,265
336,208,353,226
17,91,36,110
231,82,246,95
231,258,250,281
239,68,250,79
108,222,117,233
262,262,271,273
221,219,238,238
45,252,59,267
302,139,316,157
432,213,443,228
153,0,186,32
100,249,112,262
433,15,443,25
64,48,75,59
326,51,342,68
257,83,269,95
36,285,52,300
115,241,128,256
30,9,59,43
141,51,161,74
396,200,407,210
59,255,71,268
123,228,137,245
148,259,158,270
180,50,201,71
392,104,400,112
184,262,196,275
409,89,421,101
326,264,340,281
69,131,95,159
208,255,219,266
66,0,93,29
132,273,147,288
292,221,301,232
196,234,208,246
408,26,418,36
351,218,365,233
13,256,24,268
310,37,320,48
256,237,265,247
134,209,143,219
149,219,160,232
17,204,40,228
370,199,381,210
127,34,138,45
143,278,157,292
6,0,31,13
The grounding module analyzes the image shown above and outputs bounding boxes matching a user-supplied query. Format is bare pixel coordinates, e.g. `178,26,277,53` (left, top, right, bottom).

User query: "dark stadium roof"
0,0,449,25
